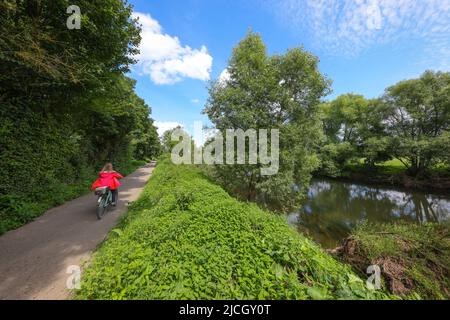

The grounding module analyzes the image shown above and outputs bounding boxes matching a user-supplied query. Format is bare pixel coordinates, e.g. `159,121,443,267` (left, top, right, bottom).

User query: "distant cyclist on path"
90,163,123,206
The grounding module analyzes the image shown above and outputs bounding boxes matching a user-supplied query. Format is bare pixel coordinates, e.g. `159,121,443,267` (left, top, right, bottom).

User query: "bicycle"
95,186,115,220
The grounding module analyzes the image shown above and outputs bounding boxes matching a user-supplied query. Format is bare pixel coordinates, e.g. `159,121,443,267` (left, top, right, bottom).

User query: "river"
287,178,450,249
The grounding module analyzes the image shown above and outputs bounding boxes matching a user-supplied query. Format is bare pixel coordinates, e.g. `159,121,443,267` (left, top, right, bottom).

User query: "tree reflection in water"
287,179,450,249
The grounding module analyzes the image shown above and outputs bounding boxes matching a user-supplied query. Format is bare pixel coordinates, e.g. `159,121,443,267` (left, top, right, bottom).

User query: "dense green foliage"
0,0,161,234
76,158,392,300
382,71,450,175
161,126,187,153
318,71,450,178
344,222,450,300
204,32,330,211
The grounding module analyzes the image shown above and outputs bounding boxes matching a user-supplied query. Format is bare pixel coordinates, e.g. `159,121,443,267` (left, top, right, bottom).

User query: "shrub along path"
0,163,155,300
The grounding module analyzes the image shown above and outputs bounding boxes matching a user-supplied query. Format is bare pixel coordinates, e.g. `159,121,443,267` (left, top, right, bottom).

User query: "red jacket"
91,171,123,191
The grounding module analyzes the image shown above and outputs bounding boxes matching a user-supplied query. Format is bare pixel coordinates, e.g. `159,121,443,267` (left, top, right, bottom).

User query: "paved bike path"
0,162,155,300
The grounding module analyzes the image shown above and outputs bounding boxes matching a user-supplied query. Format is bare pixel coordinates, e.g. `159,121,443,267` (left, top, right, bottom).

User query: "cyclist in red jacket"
90,163,123,206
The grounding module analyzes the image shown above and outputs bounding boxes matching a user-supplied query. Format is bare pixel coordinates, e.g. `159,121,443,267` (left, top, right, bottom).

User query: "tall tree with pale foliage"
204,32,330,211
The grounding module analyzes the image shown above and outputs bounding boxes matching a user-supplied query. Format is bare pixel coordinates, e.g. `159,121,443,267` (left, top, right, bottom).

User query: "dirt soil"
331,237,424,297
0,163,155,300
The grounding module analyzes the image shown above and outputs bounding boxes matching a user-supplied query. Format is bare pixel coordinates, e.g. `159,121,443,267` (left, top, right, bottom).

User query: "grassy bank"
76,158,392,300
330,159,450,193
0,159,147,235
335,222,450,299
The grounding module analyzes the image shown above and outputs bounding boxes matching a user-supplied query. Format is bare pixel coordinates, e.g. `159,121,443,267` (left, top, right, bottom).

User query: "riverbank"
330,222,450,299
316,162,450,194
288,177,450,250
75,158,392,300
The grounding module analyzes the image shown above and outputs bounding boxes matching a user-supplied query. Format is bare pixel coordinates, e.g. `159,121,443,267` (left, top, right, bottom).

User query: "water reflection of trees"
291,179,450,248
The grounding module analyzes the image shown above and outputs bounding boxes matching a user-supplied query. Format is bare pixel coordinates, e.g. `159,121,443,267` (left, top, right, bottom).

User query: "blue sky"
128,0,450,137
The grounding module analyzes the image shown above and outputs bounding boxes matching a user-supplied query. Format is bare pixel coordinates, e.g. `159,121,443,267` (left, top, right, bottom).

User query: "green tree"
204,32,330,211
161,126,184,153
318,94,366,174
319,94,397,175
319,94,369,174
0,0,160,233
320,94,370,144
381,71,450,175
133,117,162,161
0,0,140,108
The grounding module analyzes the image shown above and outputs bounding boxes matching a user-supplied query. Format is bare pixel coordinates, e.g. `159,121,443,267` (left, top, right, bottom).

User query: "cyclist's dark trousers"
112,189,118,203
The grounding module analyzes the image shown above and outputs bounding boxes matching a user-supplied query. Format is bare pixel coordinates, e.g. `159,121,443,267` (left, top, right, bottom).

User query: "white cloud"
154,121,184,137
191,99,200,104
268,0,450,67
132,12,213,84
218,68,231,85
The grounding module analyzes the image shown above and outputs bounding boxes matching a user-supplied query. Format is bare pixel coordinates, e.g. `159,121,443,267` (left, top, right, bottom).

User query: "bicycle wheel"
96,196,108,220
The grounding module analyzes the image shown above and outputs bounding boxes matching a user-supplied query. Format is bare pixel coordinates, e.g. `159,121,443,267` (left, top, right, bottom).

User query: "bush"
76,158,393,300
